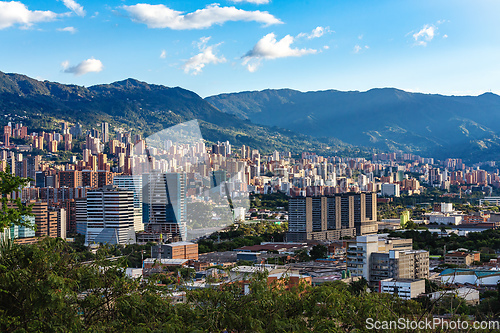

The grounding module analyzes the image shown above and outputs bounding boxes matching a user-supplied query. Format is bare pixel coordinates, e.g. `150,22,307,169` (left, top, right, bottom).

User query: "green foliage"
294,249,311,262
0,238,83,331
251,192,289,211
197,221,288,253
0,168,33,230
2,237,494,332
310,244,328,260
389,229,500,255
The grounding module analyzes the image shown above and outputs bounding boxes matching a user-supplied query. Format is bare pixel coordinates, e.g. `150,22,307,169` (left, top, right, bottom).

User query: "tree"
0,168,33,230
309,244,328,260
294,249,311,262
0,238,83,331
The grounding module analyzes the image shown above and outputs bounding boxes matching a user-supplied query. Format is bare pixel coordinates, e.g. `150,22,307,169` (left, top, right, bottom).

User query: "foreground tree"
0,168,33,230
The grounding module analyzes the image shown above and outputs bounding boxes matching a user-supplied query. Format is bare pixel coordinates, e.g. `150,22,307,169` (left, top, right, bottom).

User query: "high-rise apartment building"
32,202,48,237
101,122,109,143
31,202,61,239
59,170,82,188
47,210,58,238
287,192,377,241
4,125,11,147
65,199,76,234
82,170,98,188
56,208,67,239
97,171,114,188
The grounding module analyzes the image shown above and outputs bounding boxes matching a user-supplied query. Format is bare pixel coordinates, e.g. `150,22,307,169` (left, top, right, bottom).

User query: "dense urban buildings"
2,119,500,246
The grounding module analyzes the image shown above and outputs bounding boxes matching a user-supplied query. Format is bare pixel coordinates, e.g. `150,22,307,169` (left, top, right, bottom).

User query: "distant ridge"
206,88,500,162
0,71,353,155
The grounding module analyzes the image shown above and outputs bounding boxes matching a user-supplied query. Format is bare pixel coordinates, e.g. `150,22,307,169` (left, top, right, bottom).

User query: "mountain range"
1,70,499,162
0,71,352,156
206,88,500,162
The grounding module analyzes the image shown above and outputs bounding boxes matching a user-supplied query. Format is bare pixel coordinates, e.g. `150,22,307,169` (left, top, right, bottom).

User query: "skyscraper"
142,172,186,241
113,175,144,232
101,122,109,143
84,186,136,246
3,125,11,147
75,197,87,235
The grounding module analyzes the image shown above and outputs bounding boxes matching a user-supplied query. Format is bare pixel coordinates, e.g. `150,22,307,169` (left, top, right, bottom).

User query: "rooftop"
167,241,196,247
445,251,471,258
381,278,424,283
143,258,189,265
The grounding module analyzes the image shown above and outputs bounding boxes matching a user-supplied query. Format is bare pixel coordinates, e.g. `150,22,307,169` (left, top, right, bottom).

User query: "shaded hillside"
206,88,500,161
0,71,359,156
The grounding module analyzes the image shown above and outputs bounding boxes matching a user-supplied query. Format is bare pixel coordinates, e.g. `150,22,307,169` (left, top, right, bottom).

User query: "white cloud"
242,32,317,72
0,1,59,29
160,50,167,59
297,26,331,39
413,24,436,46
57,26,76,33
121,3,282,30
62,0,85,17
229,0,270,4
196,36,211,49
443,34,448,39
246,62,260,72
62,58,103,76
323,45,329,50
353,44,369,53
182,37,226,75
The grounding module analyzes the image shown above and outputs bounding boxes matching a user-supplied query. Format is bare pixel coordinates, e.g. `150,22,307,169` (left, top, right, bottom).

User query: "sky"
1,0,500,97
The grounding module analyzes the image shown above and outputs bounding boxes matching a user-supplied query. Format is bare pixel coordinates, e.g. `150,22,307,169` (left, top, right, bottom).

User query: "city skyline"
0,0,499,97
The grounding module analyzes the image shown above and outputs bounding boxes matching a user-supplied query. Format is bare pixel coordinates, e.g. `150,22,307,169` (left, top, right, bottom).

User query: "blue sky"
0,0,499,97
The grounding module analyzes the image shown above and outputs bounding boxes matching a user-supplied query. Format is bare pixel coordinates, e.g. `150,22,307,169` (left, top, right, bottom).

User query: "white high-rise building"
113,175,144,232
272,150,280,162
347,235,379,281
381,183,400,197
101,122,109,143
358,174,368,190
85,186,136,246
